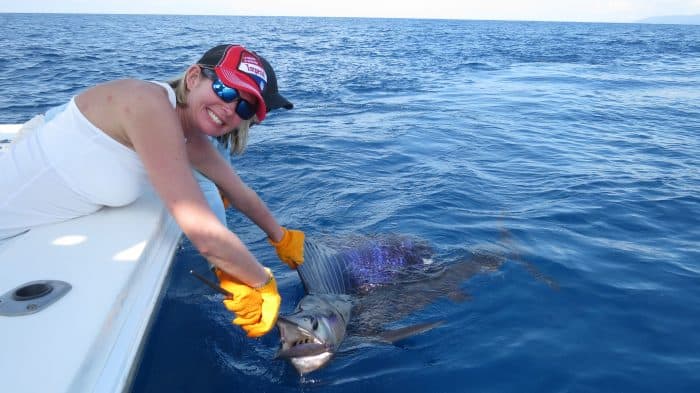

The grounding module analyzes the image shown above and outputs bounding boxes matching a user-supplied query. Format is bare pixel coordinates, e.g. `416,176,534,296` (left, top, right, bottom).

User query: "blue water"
2,13,700,392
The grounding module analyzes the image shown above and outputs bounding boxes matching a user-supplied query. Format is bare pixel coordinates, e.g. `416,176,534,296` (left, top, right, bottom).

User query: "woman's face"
186,67,259,137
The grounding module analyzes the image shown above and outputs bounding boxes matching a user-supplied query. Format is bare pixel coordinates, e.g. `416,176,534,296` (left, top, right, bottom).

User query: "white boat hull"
0,124,182,392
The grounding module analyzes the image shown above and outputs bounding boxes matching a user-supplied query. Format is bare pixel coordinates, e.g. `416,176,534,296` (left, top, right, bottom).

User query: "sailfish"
275,233,555,374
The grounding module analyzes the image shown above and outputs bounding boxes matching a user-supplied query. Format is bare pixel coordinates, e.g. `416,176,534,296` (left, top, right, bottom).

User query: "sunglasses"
200,67,257,120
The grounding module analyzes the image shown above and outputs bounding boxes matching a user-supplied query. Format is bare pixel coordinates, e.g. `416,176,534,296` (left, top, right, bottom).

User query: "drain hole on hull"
1,280,71,316
13,282,54,301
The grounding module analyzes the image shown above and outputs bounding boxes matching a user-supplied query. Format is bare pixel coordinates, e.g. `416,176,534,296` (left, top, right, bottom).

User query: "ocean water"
2,13,700,392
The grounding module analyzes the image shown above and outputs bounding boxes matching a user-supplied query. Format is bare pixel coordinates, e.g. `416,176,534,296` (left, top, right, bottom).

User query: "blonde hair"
216,115,256,155
169,72,256,155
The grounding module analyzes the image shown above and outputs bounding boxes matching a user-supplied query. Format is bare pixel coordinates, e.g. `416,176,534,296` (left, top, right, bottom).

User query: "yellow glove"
268,227,305,269
215,269,262,326
215,268,280,337
240,271,281,338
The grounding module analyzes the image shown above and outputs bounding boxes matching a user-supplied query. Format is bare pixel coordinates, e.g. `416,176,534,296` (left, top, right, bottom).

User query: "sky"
1,0,700,23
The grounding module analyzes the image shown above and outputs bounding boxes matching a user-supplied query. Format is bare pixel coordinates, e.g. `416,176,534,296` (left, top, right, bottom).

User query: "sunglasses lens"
235,100,256,120
212,79,239,103
209,75,257,120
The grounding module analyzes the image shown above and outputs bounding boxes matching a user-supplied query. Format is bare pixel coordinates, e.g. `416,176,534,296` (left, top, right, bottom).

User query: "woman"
0,44,303,338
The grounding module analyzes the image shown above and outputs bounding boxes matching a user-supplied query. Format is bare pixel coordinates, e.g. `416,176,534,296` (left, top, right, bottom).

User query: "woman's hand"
241,270,281,337
269,227,305,269
216,268,281,337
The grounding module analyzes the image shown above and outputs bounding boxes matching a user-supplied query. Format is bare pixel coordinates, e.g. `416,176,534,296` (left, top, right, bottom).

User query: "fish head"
276,294,352,374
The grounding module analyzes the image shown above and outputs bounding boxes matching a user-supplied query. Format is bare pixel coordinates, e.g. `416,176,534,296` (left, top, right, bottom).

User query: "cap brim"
265,93,294,112
215,67,268,121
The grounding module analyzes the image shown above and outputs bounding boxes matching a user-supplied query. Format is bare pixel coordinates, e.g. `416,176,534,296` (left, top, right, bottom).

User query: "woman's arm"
118,83,269,286
187,134,285,243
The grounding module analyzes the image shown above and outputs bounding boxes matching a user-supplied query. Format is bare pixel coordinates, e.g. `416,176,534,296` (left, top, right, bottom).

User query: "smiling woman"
0,44,305,342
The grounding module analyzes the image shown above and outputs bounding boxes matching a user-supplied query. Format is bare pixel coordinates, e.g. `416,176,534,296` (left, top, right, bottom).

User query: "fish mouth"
276,316,329,359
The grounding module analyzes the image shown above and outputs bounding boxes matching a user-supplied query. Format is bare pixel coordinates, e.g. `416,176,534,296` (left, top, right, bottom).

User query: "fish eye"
311,317,319,330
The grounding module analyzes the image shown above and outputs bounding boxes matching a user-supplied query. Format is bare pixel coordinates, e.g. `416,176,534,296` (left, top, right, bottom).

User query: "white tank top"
0,81,177,240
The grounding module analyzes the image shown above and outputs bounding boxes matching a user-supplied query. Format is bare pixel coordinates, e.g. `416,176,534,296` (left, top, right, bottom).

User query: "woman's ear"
184,65,203,91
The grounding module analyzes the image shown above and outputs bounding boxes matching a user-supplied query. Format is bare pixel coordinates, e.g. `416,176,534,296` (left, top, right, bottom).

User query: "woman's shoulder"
96,79,172,100
75,79,179,144
79,79,174,113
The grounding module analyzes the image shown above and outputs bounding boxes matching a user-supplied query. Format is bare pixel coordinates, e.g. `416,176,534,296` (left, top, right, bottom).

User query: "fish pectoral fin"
375,320,444,344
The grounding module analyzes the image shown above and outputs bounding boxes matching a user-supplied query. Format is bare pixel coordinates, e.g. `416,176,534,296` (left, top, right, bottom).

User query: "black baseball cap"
197,44,293,118
255,52,294,112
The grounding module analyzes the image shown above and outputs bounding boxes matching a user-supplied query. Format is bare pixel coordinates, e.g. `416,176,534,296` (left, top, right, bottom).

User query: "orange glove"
215,268,262,326
268,227,305,269
217,186,232,209
215,268,280,337
240,272,281,337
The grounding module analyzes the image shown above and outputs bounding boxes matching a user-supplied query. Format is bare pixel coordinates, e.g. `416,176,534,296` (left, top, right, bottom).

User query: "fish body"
276,232,557,374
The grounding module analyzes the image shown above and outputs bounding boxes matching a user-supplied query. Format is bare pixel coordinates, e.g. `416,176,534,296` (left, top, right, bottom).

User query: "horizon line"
0,10,684,25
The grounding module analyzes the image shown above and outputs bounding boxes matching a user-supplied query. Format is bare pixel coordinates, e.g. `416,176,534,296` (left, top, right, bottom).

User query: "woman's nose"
220,100,238,117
